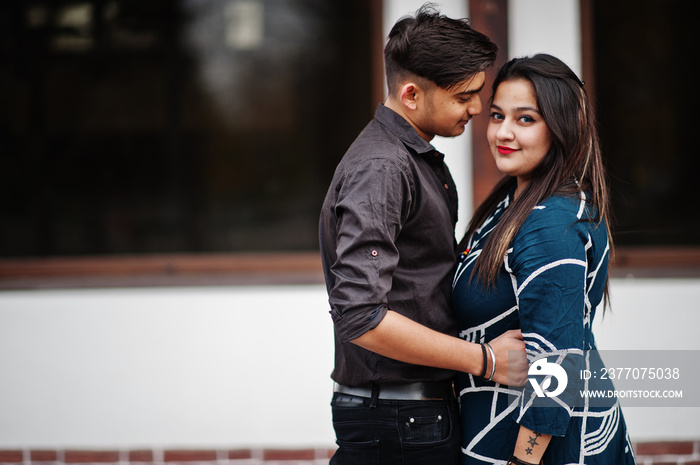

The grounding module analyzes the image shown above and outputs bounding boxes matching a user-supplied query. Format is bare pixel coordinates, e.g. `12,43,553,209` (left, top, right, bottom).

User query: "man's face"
413,72,486,141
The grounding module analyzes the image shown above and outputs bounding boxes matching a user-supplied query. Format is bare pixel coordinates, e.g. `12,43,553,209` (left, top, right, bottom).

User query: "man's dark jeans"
330,391,461,465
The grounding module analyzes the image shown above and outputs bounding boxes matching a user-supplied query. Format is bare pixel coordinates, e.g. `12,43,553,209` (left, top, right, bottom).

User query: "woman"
452,54,636,464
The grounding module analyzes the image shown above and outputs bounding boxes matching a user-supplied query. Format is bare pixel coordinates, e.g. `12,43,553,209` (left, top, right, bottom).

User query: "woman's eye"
489,112,504,121
519,115,535,123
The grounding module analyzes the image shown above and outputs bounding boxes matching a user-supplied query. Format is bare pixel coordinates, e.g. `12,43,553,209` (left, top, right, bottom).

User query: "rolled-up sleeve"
507,206,589,436
328,156,413,343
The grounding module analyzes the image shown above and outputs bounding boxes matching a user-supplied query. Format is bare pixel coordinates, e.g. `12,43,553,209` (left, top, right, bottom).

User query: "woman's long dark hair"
462,54,613,303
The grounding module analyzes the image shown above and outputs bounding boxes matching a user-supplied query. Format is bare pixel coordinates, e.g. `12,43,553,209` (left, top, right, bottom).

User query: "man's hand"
488,329,528,385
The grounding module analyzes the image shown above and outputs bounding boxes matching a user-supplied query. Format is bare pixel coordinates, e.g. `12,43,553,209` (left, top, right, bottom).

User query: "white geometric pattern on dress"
452,190,635,464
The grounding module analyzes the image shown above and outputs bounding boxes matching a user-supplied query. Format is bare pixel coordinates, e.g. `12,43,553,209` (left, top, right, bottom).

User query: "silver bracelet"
484,342,496,381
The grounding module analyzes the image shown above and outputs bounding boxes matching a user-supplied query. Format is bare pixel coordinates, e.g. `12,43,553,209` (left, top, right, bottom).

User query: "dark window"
0,0,373,257
593,0,698,246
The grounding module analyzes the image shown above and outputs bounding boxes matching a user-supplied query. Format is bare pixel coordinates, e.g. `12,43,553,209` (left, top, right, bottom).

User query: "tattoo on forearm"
524,432,542,455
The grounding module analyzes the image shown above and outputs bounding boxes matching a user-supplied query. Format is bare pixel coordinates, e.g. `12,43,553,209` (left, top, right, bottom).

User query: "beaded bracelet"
479,343,488,377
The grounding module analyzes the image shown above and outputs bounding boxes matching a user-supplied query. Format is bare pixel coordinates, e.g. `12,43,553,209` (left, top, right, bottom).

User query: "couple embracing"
319,4,636,465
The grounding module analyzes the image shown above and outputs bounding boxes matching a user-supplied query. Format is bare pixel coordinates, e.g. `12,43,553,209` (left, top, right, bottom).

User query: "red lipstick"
497,146,518,155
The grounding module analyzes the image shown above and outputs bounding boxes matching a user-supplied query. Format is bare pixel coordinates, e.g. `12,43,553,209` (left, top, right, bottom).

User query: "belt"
333,381,454,401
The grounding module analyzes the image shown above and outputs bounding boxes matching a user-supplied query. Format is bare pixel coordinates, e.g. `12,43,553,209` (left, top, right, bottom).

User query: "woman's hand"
488,329,528,385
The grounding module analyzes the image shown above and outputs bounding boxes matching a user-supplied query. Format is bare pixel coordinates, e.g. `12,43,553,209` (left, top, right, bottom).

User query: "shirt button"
371,250,378,257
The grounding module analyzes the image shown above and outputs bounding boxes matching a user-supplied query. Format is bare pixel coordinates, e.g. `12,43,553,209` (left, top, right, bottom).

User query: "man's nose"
467,94,482,116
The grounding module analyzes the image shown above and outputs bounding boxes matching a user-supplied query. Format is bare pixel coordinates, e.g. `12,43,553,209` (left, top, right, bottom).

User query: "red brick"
684,461,700,465
227,450,252,460
163,450,217,462
64,451,120,463
0,451,23,463
635,441,694,456
652,462,680,465
30,451,57,462
129,450,154,462
263,449,316,461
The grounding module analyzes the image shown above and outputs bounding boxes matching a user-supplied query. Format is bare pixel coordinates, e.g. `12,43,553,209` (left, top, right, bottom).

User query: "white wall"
0,285,336,448
0,278,698,448
594,278,700,441
508,0,582,75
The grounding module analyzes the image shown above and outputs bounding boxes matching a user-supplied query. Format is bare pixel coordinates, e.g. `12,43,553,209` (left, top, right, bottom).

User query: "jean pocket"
400,404,452,445
332,438,380,464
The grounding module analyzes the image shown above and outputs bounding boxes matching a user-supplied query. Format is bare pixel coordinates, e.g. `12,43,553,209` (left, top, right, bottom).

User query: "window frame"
0,252,324,289
2,1,697,290
0,1,386,290
579,0,700,277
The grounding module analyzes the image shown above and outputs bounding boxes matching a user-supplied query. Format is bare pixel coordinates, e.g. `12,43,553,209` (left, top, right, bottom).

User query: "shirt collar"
374,104,438,157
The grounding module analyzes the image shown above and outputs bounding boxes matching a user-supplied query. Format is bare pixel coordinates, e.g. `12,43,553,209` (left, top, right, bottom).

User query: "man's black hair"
384,3,497,94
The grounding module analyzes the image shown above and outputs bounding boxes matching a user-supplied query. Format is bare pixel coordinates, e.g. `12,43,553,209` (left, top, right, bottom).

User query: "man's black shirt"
319,104,460,386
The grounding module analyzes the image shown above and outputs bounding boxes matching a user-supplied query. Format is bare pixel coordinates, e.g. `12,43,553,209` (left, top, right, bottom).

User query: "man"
319,5,527,464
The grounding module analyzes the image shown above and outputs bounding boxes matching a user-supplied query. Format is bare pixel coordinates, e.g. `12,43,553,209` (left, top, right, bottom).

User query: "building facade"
1,0,698,461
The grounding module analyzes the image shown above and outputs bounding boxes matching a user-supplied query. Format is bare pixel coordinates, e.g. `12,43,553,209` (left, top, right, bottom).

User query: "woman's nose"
497,120,514,140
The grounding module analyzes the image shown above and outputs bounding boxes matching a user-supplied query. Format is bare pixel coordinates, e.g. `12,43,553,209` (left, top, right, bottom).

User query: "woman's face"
487,79,552,197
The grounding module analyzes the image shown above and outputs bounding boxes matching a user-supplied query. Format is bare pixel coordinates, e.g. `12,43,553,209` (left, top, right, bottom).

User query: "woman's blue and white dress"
451,189,637,465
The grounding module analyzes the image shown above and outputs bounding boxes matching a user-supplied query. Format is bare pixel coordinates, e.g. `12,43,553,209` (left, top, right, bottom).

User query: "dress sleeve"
506,201,590,436
328,156,413,343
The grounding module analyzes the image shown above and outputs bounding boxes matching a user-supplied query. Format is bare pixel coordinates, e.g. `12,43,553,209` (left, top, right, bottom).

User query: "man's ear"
399,83,420,110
